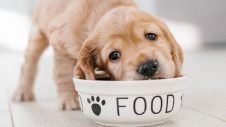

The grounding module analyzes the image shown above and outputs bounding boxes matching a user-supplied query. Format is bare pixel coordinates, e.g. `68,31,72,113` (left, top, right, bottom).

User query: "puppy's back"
32,0,137,37
32,0,73,31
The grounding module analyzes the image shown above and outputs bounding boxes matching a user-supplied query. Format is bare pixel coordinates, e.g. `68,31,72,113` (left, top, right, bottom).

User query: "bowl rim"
73,76,186,83
73,76,187,95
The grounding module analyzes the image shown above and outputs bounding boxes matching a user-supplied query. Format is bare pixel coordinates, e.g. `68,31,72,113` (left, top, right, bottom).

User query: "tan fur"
75,6,183,80
13,0,183,110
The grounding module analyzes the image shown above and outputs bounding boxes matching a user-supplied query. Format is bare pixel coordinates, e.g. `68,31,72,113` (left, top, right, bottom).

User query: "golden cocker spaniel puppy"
13,0,183,110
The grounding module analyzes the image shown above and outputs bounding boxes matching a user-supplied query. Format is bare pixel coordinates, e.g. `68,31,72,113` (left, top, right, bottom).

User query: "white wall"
155,0,226,45
0,0,34,51
0,0,35,16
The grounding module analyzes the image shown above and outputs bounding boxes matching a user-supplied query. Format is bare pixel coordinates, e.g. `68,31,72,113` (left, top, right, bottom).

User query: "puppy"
13,0,183,110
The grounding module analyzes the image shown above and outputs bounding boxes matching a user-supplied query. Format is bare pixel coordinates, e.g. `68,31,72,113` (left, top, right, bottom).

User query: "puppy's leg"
54,51,80,110
13,26,48,102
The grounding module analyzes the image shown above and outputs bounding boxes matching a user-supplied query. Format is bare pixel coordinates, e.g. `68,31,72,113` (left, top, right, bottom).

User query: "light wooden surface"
0,49,226,127
0,92,12,127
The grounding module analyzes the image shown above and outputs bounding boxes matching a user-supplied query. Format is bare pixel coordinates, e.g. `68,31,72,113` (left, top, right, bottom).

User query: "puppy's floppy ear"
74,37,99,80
161,25,184,77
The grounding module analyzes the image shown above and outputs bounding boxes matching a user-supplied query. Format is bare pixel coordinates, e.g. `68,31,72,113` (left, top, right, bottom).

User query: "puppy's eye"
145,33,157,41
109,51,121,61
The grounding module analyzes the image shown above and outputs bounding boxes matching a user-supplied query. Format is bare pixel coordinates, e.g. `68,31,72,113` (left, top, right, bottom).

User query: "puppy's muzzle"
137,60,158,77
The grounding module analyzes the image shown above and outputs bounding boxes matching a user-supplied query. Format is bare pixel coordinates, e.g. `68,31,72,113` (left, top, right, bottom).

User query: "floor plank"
10,101,226,127
0,92,8,111
11,101,103,127
157,106,226,127
0,111,12,127
183,50,226,121
0,92,12,127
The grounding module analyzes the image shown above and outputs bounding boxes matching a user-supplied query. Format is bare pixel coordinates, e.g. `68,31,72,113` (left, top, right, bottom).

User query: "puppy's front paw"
12,88,35,102
59,96,80,110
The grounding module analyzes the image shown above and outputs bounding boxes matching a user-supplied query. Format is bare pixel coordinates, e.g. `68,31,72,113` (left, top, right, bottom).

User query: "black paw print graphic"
87,96,106,116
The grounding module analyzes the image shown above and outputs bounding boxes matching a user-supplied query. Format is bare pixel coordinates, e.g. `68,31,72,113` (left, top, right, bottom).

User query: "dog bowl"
73,77,186,127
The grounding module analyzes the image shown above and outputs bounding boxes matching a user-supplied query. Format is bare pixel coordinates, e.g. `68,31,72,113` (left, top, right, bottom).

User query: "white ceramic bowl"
73,77,186,127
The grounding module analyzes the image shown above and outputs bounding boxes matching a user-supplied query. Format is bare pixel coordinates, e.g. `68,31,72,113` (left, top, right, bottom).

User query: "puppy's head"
74,7,183,80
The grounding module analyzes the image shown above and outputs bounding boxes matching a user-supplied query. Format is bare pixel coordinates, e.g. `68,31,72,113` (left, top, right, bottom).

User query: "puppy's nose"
137,60,158,77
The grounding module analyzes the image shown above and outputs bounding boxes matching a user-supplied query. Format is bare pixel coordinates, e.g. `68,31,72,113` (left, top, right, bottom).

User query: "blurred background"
0,0,226,51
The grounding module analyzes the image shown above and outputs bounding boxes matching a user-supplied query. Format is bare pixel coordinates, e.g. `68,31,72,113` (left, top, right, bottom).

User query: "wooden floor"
0,49,226,127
